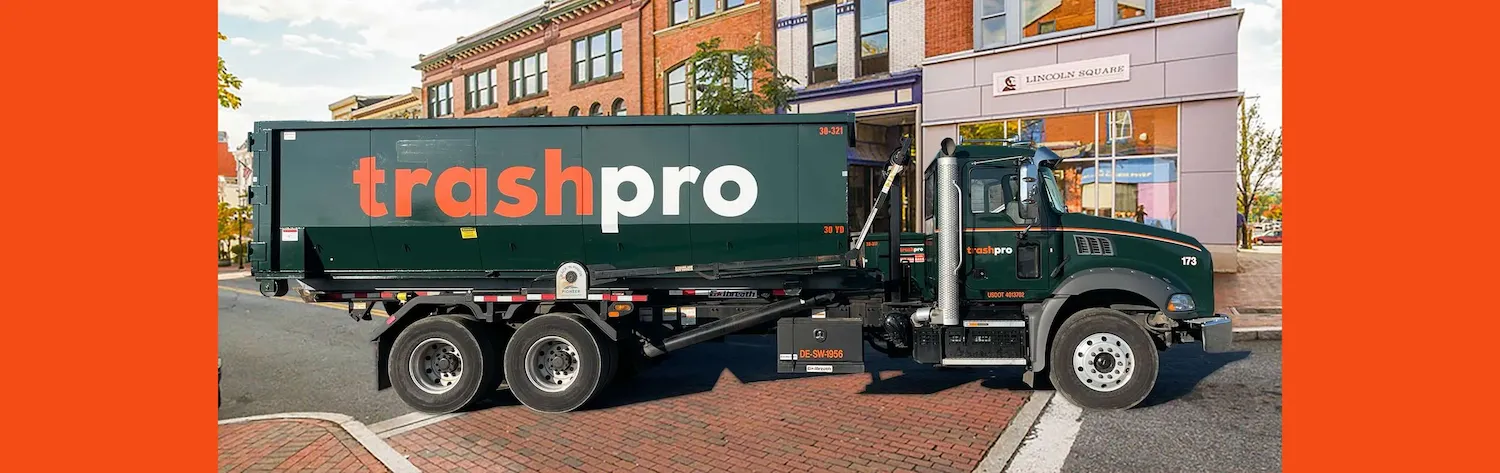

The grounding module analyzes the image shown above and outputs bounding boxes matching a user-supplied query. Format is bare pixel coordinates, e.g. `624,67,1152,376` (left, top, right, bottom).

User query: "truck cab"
859,138,1230,409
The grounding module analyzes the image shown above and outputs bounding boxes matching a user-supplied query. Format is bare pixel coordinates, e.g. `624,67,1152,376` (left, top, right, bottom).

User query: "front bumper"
1181,314,1233,353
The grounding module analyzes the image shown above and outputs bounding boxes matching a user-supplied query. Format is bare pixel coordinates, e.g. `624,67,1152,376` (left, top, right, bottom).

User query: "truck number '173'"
799,349,845,359
350,149,759,234
1181,256,1198,266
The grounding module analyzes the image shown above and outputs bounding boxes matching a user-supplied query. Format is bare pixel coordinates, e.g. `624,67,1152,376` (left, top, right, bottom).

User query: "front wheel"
1048,308,1159,410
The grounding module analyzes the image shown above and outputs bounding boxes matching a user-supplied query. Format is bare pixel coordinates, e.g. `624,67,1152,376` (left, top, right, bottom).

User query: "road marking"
219,285,390,318
1004,394,1083,473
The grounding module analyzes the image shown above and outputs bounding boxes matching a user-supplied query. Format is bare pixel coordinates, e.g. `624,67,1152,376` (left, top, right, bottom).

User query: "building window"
675,0,745,26
589,102,603,116
957,105,1180,230
510,51,548,101
465,69,496,111
1021,0,1095,38
612,98,627,116
664,57,751,115
666,65,688,115
1117,0,1148,21
809,3,838,84
569,106,580,116
858,0,889,76
573,26,623,84
980,1,1151,50
672,0,691,25
426,81,452,118
978,0,1006,49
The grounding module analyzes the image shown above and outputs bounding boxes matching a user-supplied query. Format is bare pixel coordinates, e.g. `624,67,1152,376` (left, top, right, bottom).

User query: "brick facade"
644,1,776,115
925,0,1230,59
416,0,648,118
924,0,972,58
1158,0,1230,17
778,0,927,89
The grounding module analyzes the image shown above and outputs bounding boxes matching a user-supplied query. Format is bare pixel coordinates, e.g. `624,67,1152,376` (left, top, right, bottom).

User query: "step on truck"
246,113,1231,414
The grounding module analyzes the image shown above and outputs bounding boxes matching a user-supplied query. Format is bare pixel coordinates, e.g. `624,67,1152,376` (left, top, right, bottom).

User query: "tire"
388,315,503,414
1048,308,1159,410
504,313,613,413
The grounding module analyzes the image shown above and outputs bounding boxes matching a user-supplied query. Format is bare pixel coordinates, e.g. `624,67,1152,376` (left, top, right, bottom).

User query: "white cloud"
1234,0,1282,130
219,0,534,60
280,33,374,59
225,36,265,55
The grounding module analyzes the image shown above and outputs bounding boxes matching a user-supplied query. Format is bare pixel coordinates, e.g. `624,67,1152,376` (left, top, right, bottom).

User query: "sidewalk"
1215,247,1283,336
218,414,417,473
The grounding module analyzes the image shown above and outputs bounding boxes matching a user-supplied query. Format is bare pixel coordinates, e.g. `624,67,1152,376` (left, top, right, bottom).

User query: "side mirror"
1017,164,1039,222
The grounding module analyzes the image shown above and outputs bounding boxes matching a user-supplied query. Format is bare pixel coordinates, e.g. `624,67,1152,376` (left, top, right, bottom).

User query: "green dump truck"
247,114,1231,414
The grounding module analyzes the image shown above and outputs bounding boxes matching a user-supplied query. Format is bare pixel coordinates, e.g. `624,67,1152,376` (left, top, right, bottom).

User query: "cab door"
963,165,1052,302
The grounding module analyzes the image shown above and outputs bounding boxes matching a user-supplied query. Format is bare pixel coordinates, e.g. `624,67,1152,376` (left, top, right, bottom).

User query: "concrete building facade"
918,0,1242,270
415,0,649,119
329,88,424,120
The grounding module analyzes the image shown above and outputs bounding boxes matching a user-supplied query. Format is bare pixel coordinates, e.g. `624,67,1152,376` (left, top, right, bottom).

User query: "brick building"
918,0,1243,271
774,0,927,232
414,0,649,119
642,0,776,115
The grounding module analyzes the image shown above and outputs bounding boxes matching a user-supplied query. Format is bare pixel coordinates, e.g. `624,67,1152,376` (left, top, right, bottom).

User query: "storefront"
919,9,1243,271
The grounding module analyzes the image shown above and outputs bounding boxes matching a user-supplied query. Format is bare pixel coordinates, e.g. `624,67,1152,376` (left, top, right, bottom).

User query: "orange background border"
0,0,215,469
1284,1,1497,471
0,0,1494,470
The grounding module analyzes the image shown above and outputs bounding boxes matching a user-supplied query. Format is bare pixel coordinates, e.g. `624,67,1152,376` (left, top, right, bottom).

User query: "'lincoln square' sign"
993,55,1131,97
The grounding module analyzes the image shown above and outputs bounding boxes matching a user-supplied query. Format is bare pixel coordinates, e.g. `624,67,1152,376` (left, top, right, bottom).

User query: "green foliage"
1237,99,1282,249
217,202,253,263
219,32,243,109
685,37,798,115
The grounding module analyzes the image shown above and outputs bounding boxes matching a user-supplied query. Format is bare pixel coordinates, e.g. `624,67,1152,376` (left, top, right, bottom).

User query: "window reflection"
957,106,1180,230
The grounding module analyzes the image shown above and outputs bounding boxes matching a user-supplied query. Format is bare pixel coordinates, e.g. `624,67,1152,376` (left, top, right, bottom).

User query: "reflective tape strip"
473,295,524,303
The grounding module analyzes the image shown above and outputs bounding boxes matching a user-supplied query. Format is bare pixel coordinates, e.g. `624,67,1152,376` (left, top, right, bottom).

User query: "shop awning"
848,142,890,166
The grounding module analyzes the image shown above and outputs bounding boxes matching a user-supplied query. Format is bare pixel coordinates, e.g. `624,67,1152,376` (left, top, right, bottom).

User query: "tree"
217,202,235,261
219,32,243,109
1236,99,1282,249
684,37,798,115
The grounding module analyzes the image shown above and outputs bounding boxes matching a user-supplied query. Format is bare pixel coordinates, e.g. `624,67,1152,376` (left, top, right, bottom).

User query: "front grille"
1074,235,1115,256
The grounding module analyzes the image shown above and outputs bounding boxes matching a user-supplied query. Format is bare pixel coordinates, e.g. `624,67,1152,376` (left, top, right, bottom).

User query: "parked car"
1254,230,1282,244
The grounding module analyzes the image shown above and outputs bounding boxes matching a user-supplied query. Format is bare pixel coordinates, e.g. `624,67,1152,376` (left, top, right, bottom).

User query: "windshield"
1041,168,1068,214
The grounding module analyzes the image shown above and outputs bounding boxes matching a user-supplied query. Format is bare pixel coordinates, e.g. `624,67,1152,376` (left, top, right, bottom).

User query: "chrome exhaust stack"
934,138,961,327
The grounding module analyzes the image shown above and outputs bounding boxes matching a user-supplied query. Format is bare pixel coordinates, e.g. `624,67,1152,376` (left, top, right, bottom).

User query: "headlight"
1167,294,1196,312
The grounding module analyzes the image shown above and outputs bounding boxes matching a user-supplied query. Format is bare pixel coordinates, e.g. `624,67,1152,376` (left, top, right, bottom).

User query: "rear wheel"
388,315,502,414
1048,308,1159,410
504,313,613,413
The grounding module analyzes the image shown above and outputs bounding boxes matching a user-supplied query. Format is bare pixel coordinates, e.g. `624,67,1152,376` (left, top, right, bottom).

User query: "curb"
974,390,1055,473
217,271,250,280
369,411,461,439
218,412,420,473
1233,326,1281,341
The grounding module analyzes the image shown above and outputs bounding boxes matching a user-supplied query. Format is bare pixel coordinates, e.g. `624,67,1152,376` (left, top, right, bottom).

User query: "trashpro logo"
350,149,758,234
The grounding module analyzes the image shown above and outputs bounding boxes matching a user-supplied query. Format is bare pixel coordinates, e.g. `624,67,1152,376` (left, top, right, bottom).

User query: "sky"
216,0,1282,147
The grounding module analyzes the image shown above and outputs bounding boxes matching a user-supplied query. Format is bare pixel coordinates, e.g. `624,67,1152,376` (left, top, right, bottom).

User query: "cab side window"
968,169,1019,215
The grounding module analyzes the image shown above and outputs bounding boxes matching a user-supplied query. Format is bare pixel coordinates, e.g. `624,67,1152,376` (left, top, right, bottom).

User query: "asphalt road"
1058,340,1282,472
217,278,411,424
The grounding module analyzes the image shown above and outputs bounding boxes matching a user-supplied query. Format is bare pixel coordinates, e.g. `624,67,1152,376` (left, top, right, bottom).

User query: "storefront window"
1021,0,1096,38
954,105,1179,229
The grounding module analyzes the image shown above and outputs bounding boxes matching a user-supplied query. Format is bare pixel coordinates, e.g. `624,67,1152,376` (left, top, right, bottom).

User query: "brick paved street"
1215,248,1282,311
387,336,1030,473
218,418,390,472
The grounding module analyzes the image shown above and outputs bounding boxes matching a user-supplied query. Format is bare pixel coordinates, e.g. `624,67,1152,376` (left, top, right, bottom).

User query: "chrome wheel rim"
409,338,463,395
1071,332,1135,392
526,336,580,393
